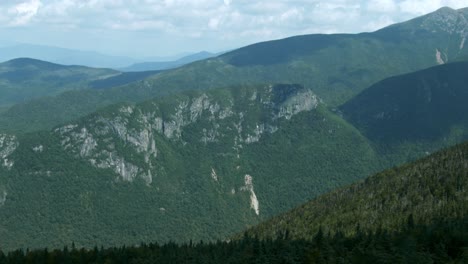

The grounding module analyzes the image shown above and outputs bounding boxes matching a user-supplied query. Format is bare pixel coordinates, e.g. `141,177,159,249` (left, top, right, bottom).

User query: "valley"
0,5,467,263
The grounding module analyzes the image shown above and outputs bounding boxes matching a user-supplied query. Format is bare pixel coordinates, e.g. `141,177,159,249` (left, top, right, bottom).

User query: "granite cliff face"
419,7,468,38
54,84,318,185
0,134,17,169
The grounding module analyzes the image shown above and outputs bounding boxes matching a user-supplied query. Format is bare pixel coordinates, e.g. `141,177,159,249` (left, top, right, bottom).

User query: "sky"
0,0,467,58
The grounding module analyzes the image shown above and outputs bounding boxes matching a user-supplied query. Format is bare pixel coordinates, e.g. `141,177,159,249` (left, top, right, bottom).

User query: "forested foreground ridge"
2,220,468,263
1,142,468,263
239,141,468,241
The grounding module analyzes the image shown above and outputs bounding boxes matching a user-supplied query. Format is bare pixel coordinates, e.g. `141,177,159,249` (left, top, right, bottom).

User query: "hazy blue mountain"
0,58,118,107
120,51,218,72
0,44,140,68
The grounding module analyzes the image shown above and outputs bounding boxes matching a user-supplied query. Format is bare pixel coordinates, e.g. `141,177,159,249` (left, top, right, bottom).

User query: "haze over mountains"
0,43,218,69
0,6,468,259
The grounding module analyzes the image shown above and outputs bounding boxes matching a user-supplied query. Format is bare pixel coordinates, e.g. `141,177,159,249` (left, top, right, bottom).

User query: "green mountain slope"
239,140,468,240
0,84,381,250
2,7,468,133
89,70,163,90
0,58,117,107
130,7,468,106
341,61,468,160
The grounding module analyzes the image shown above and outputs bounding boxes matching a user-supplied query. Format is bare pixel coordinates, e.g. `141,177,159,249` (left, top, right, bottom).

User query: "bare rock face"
421,7,468,37
240,174,260,215
55,84,320,187
0,189,6,207
0,134,18,169
277,89,319,120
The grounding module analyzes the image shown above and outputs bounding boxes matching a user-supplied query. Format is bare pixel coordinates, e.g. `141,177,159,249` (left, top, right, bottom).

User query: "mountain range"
0,44,140,68
0,43,217,70
0,7,467,134
0,6,467,253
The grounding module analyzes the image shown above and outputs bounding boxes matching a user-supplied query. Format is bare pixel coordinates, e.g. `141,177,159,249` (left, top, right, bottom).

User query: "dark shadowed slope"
341,61,468,148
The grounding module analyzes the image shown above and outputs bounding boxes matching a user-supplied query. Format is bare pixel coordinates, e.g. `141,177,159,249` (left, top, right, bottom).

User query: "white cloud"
367,0,397,12
0,0,466,56
399,0,467,15
7,0,41,26
399,0,442,15
364,15,396,31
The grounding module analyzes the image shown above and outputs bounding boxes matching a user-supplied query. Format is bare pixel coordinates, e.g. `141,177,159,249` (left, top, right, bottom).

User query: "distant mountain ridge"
0,58,117,107
0,44,140,68
0,43,218,70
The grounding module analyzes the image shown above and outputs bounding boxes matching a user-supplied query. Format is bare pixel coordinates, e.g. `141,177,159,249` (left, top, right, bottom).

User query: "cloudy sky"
0,0,467,58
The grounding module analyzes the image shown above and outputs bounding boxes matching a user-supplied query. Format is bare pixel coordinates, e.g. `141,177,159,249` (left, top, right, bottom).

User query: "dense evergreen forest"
1,141,467,263
1,217,468,263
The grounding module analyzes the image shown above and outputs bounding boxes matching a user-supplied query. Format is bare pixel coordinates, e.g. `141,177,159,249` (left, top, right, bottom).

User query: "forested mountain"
342,61,468,144
1,7,467,133
0,84,381,250
2,60,467,249
239,140,468,241
2,142,467,263
0,58,117,107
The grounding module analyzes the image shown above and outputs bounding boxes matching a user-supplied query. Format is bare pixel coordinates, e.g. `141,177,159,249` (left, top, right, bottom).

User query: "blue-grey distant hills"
0,58,118,107
120,51,220,72
0,44,141,68
0,43,218,69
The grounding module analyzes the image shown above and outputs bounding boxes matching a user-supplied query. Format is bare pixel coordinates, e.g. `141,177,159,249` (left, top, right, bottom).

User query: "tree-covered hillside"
239,140,468,240
2,142,468,263
341,61,468,165
4,219,468,264
0,58,117,107
0,84,381,250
